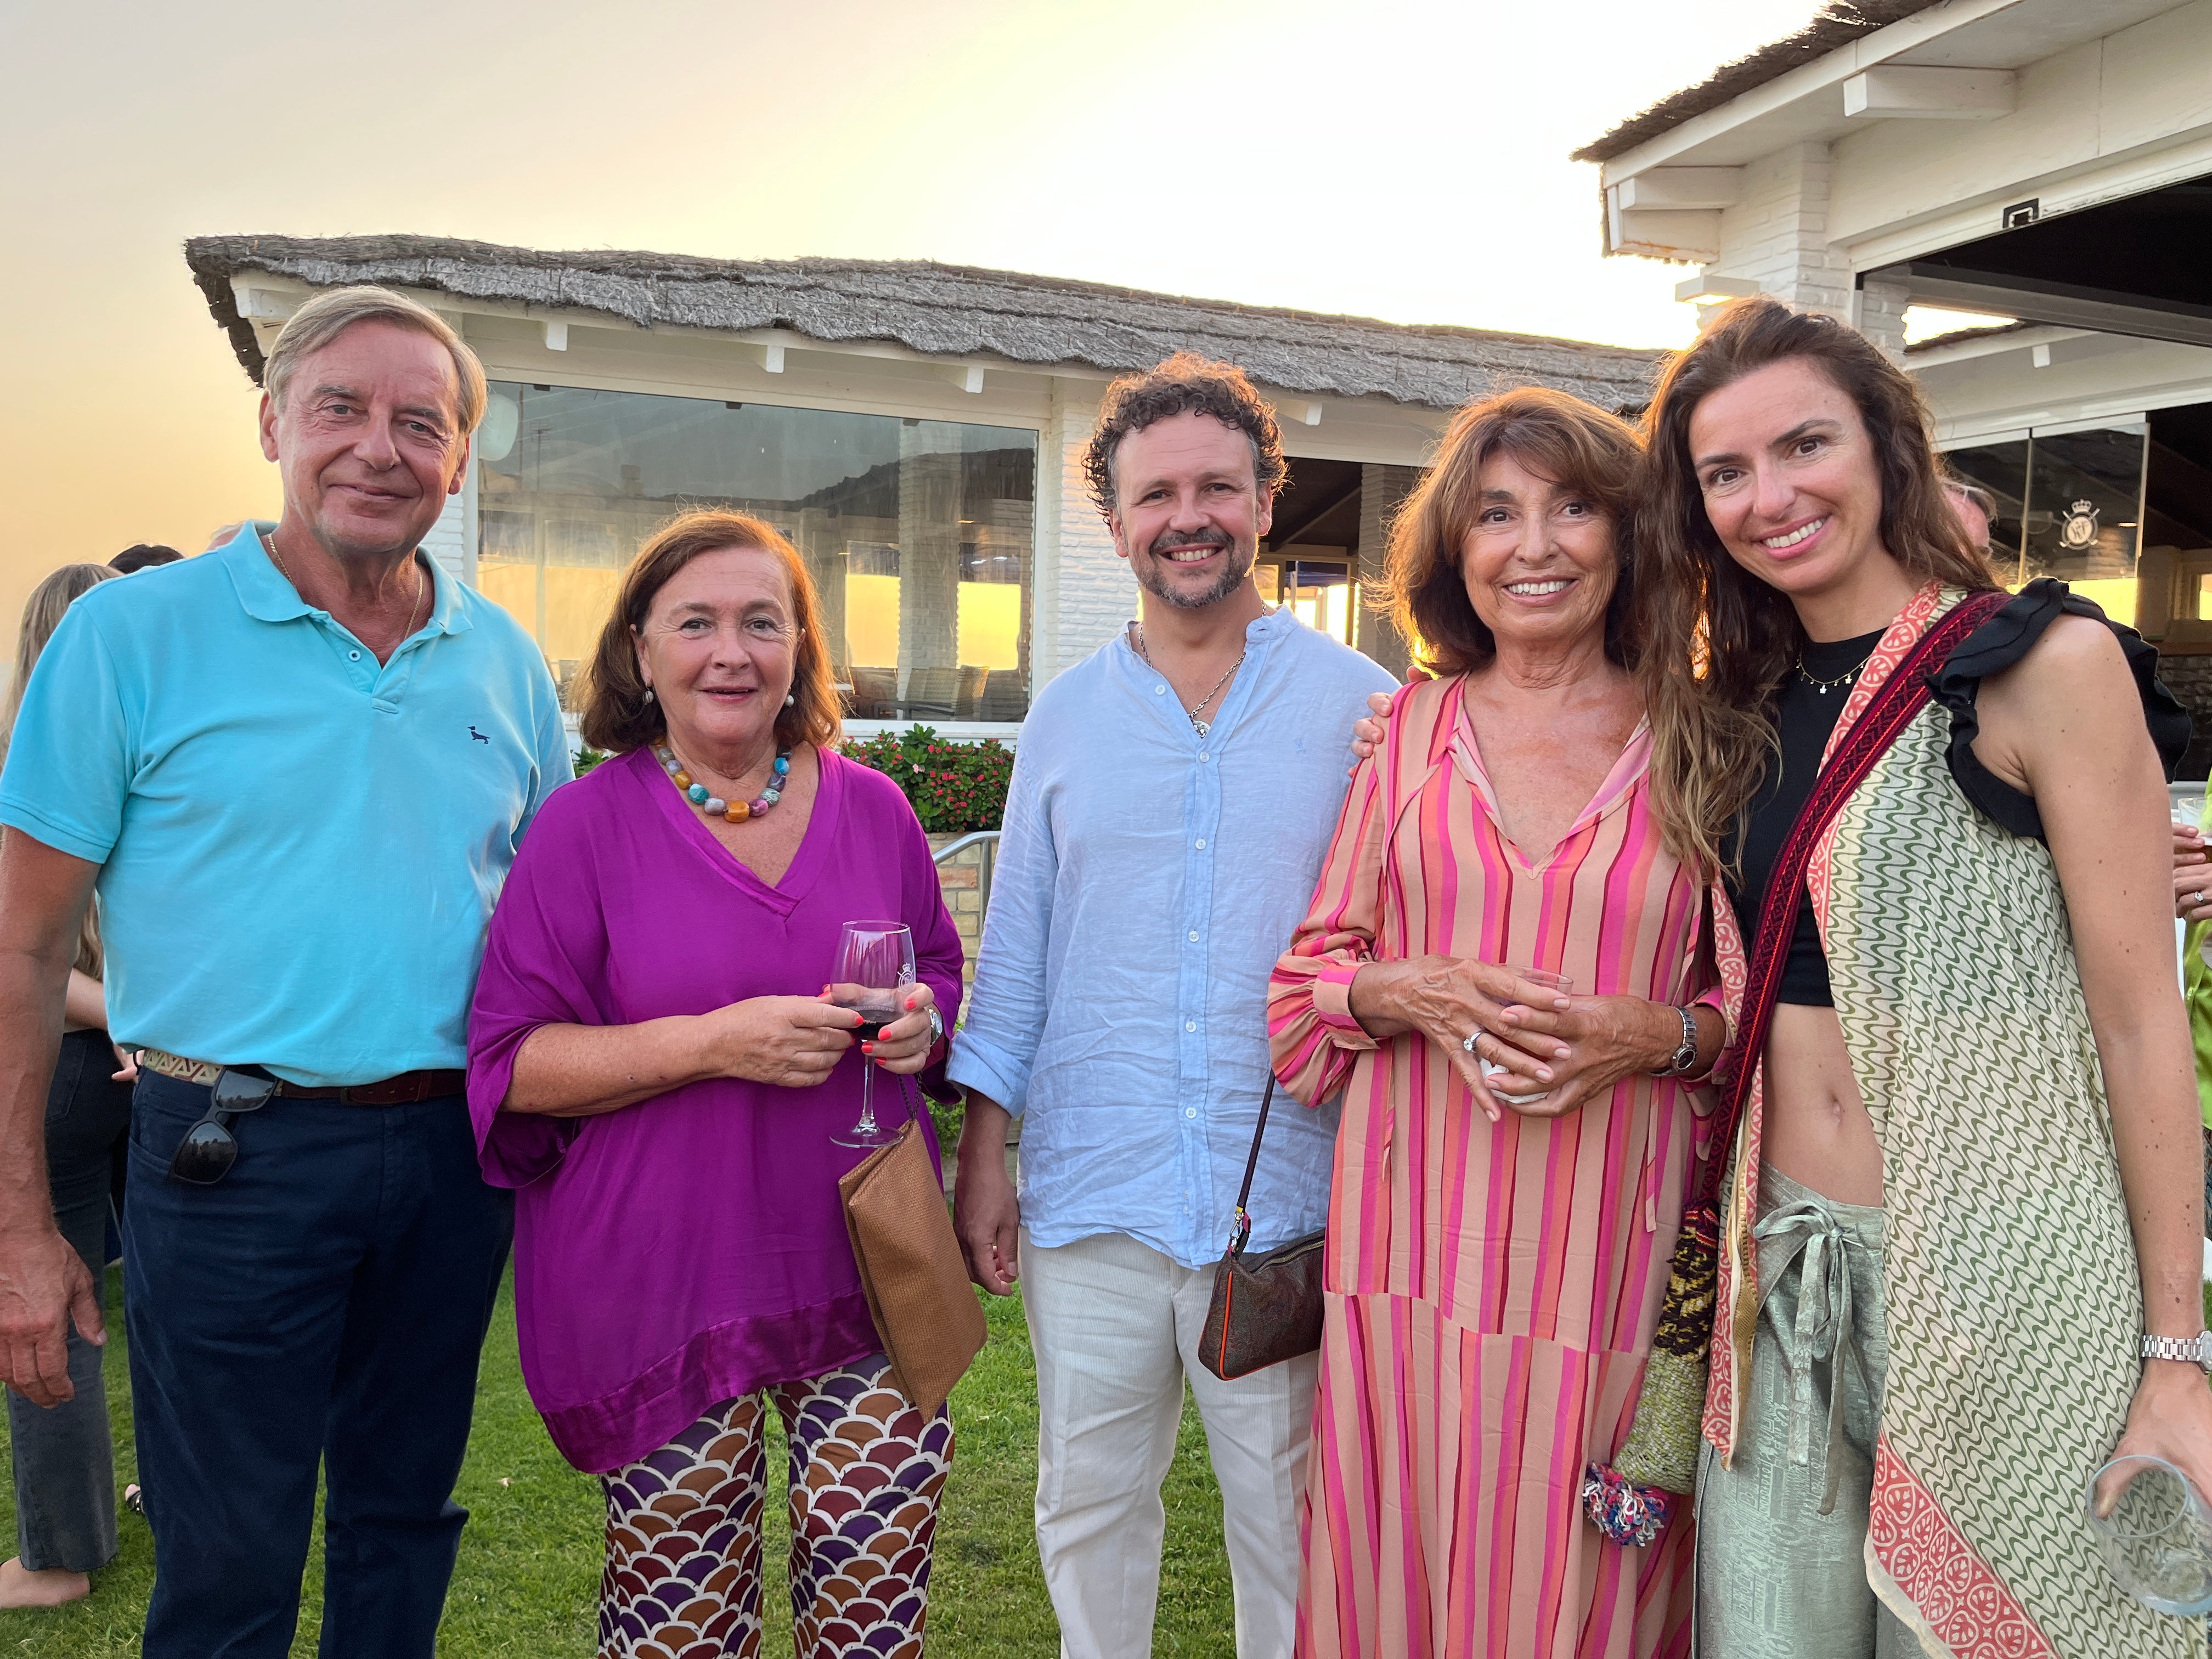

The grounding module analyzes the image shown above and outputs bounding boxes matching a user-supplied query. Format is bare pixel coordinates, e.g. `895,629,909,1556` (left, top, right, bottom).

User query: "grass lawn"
1,1269,1237,1655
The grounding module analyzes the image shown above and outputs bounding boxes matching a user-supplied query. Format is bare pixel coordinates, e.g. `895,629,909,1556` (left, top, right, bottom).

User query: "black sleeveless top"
1722,580,2190,1008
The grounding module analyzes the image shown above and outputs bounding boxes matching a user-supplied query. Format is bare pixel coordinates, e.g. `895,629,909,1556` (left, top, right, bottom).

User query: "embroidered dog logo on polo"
469,725,490,744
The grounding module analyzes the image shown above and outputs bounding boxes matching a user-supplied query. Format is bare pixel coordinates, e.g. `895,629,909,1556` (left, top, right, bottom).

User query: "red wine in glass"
848,995,901,1043
831,920,913,1150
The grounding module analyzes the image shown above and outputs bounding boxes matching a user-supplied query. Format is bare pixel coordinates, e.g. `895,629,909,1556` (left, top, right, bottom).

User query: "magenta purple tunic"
466,745,964,1474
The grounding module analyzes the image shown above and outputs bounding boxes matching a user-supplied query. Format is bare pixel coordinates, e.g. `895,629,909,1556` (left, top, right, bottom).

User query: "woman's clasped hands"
1349,953,1690,1123
1486,988,1695,1121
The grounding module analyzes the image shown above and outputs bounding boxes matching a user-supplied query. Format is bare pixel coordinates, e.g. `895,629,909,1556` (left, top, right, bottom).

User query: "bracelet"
1651,1005,1700,1077
2142,1331,2212,1373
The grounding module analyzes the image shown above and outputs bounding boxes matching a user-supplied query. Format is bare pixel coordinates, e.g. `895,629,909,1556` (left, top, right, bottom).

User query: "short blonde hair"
263,285,487,435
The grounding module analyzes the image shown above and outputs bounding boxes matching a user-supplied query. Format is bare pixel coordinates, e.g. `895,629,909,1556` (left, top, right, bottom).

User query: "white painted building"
185,235,1661,738
1578,0,2212,768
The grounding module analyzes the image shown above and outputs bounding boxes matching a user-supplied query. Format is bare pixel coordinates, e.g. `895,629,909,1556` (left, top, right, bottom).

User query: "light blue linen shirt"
0,521,570,1086
949,608,1397,1269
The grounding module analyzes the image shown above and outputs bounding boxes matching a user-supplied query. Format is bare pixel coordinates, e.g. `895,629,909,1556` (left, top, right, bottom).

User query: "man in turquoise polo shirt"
0,285,568,1655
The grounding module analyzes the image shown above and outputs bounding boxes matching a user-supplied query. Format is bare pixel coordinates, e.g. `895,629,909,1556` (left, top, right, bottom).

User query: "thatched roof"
184,234,1661,414
1574,1,1946,164
1904,318,2029,355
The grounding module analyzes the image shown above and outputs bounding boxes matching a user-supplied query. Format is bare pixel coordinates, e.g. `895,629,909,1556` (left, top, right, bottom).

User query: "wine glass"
830,920,914,1150
2085,1454,2212,1616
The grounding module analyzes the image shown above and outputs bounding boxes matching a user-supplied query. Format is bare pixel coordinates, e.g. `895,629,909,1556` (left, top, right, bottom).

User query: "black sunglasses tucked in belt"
145,1054,467,1186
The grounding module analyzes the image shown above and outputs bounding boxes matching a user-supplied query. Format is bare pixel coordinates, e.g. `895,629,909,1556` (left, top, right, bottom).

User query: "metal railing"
930,830,1000,924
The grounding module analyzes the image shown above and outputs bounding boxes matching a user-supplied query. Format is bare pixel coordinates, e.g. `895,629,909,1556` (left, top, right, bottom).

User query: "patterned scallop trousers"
597,1356,953,1658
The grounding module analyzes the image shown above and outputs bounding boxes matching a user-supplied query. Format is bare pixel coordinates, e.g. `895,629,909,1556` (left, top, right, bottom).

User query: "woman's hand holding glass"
696,996,861,1091
2173,819,2212,923
824,980,939,1075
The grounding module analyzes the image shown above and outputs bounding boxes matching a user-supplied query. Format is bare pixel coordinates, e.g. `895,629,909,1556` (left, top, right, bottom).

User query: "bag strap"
1226,1074,1278,1252
1693,589,2006,1215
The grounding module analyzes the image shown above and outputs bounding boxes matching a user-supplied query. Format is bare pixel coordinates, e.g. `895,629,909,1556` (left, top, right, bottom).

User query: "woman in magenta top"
467,510,963,1658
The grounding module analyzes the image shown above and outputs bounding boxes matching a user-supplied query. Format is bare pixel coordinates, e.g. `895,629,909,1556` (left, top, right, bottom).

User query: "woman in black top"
1637,298,2208,1657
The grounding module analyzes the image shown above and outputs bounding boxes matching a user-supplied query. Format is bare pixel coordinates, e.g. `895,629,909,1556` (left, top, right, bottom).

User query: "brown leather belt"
137,1047,465,1105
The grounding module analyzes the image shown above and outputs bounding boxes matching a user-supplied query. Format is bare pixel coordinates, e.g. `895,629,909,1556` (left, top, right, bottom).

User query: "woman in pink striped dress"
1268,388,1724,1658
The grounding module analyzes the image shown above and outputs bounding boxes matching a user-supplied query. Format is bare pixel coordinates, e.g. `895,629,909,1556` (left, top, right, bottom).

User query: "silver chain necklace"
1135,626,1245,738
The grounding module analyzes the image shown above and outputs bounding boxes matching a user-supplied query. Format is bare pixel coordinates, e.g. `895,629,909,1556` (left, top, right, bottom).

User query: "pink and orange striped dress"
1267,674,1716,1659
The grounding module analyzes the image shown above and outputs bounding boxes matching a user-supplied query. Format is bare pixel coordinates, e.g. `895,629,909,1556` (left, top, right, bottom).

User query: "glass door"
1256,557,1354,645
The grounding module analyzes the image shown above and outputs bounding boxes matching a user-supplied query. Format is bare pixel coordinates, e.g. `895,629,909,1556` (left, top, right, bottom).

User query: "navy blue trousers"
124,1072,512,1658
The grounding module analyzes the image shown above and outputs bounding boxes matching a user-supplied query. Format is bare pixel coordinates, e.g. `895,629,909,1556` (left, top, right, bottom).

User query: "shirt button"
1188,929,1200,942
1198,751,1211,764
1186,1107,1198,1119
1194,838,1205,849
1185,1020,1197,1032
1155,684,1166,695
348,650,361,661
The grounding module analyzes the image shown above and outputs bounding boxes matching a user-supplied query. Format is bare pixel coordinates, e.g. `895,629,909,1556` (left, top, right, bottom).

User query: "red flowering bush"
842,725,1012,834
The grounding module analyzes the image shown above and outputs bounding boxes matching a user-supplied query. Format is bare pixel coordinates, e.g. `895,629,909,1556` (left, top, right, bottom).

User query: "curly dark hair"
1082,352,1288,518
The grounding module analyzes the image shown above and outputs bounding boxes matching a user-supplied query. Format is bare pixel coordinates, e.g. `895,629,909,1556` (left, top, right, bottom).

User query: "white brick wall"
1685,140,1911,360
1854,277,1911,362
1035,380,1130,689
1706,143,1855,321
420,489,470,586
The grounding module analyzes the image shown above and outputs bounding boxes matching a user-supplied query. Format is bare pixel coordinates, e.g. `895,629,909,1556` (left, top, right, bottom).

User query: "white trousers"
1022,1227,1317,1659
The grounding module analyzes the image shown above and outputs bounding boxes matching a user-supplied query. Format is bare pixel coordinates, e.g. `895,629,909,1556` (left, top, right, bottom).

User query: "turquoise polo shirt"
0,521,571,1086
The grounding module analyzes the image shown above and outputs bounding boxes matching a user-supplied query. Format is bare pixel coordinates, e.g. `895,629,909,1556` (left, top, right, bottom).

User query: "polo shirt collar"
220,519,471,636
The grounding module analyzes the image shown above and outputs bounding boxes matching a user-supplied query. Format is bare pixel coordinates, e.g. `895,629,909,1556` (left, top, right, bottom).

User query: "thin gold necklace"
262,531,428,640
1793,652,1871,697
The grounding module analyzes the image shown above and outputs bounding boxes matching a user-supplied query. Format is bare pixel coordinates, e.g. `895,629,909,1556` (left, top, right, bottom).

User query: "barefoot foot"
0,1556,91,1607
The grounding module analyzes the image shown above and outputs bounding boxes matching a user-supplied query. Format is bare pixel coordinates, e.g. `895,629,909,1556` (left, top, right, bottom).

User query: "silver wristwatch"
2141,1331,2212,1373
1651,1006,1700,1077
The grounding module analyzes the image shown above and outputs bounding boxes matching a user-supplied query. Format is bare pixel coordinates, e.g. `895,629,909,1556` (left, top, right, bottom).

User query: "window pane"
2024,426,2146,626
475,385,1036,719
1942,437,2029,581
1271,558,1353,647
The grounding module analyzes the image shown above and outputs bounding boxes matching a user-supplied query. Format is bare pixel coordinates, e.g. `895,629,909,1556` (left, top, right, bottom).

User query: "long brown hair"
1634,298,1999,876
577,510,841,757
1384,386,1644,676
5,562,119,977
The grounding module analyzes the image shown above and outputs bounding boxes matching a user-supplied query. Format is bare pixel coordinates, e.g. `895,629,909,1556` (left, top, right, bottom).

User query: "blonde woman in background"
0,562,136,1609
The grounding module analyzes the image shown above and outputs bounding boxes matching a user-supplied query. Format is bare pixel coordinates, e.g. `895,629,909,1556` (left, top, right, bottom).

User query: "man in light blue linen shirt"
0,286,567,1656
951,354,1396,1659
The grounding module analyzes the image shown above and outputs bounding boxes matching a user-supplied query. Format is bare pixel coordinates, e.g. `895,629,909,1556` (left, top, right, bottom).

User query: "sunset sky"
0,0,1835,645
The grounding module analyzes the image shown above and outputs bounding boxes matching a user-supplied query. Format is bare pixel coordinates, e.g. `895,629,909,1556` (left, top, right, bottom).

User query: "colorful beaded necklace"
655,743,791,823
